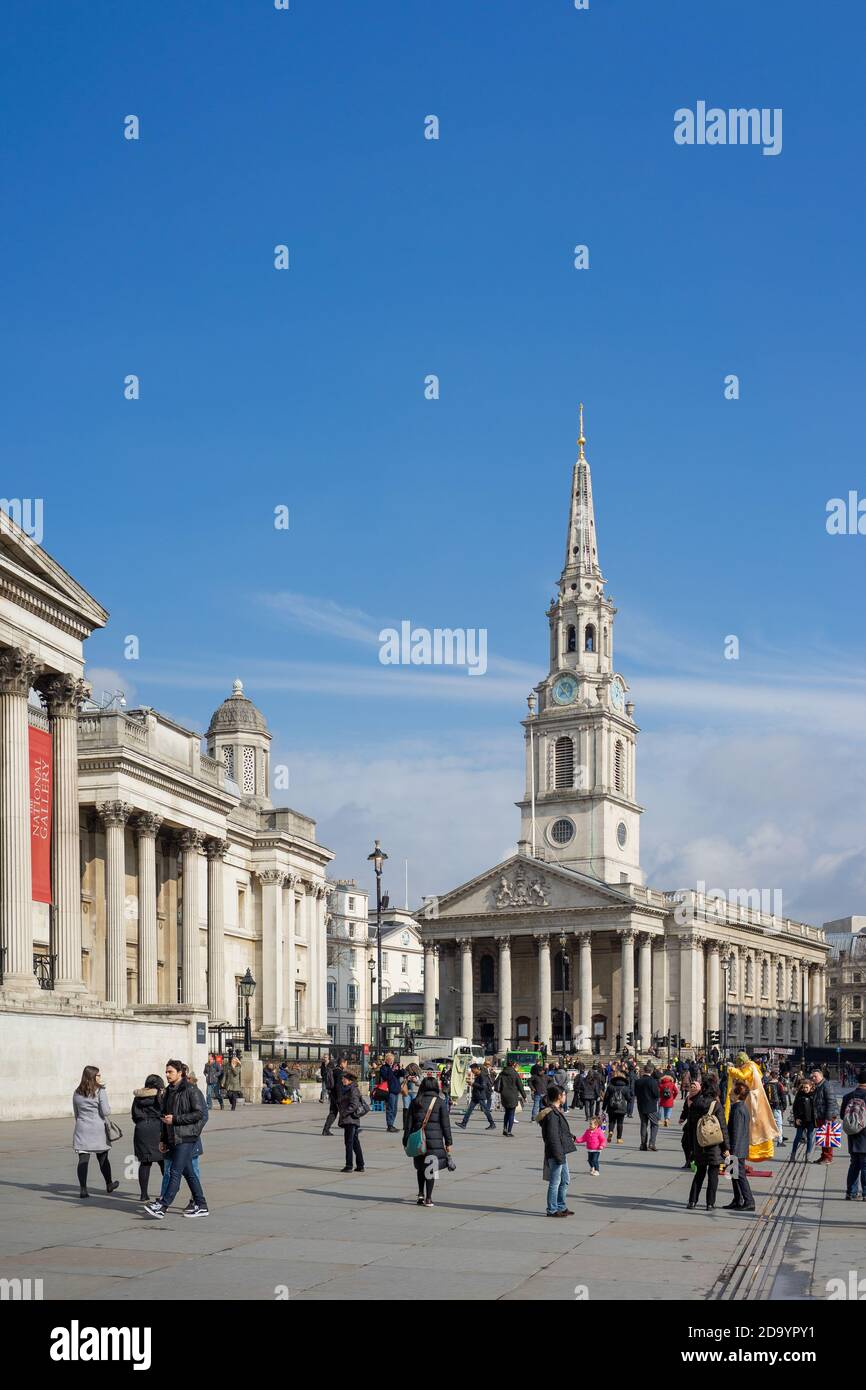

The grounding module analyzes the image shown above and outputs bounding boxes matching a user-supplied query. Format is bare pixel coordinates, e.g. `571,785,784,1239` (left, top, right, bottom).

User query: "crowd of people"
69,1047,866,1221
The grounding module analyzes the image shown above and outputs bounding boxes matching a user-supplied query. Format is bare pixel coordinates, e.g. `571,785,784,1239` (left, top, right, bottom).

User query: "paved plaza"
1,1089,862,1302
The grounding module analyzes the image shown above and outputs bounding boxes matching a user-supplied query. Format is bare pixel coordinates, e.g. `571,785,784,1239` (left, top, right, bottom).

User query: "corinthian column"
135,813,162,1005
178,829,204,1007
39,673,90,992
536,933,552,1052
458,937,474,1043
618,927,636,1043
637,932,652,1048
706,940,721,1041
316,885,329,1033
0,647,41,988
285,873,298,1032
258,869,285,1034
577,932,592,1052
205,838,228,1023
496,935,512,1053
99,801,132,1007
423,941,438,1034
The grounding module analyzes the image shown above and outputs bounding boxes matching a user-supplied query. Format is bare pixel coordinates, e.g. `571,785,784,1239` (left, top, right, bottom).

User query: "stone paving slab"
0,1100,854,1301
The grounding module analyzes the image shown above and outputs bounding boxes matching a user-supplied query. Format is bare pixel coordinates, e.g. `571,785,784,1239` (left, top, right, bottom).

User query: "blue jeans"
206,1082,223,1110
789,1125,815,1161
385,1092,399,1128
531,1093,543,1120
159,1151,202,1201
588,1150,600,1172
546,1159,570,1214
846,1153,866,1197
160,1142,205,1209
461,1098,494,1127
503,1106,517,1134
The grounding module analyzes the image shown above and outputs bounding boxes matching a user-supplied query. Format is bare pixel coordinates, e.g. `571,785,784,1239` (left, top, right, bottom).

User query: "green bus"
505,1048,543,1080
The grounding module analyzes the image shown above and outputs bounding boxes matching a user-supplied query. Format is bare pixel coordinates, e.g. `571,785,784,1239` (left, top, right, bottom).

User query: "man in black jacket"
322,1056,344,1136
458,1064,496,1131
536,1085,576,1217
840,1068,866,1200
812,1069,838,1165
145,1060,209,1219
634,1064,660,1152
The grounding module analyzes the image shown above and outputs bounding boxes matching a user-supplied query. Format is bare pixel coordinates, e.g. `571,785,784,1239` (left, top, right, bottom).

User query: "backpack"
660,1083,673,1102
608,1087,627,1115
842,1096,866,1136
696,1106,724,1149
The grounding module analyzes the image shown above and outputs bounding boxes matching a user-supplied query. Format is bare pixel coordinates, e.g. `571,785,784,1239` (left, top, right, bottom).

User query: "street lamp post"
367,957,376,1055
367,839,388,1057
239,967,256,1053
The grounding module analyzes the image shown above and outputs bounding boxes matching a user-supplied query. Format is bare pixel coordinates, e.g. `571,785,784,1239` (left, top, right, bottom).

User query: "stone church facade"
421,413,828,1056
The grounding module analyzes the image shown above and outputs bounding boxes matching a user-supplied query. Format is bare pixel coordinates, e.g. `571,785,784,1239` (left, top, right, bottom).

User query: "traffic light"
626,1032,634,1047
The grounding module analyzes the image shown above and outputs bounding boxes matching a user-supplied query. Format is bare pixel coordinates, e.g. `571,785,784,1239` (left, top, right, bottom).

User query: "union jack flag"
815,1120,842,1149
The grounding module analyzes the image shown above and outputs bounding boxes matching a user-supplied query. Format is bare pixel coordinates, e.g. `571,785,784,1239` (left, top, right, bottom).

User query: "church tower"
517,409,644,884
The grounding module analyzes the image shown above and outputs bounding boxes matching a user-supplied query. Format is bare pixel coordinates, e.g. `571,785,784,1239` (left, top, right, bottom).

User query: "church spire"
560,403,602,592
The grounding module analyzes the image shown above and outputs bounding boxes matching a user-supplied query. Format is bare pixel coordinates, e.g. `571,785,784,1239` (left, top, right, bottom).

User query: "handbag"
104,1120,123,1145
404,1098,436,1158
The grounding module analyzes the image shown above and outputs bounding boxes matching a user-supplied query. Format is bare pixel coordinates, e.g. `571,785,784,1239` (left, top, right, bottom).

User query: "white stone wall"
0,1007,208,1121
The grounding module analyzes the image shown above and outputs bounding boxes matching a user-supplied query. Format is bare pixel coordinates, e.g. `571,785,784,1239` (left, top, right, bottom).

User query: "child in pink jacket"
574,1115,607,1175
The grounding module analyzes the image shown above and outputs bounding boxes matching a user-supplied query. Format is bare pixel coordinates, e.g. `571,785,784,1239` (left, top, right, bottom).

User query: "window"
348,896,355,912
829,996,838,1011
401,954,408,974
567,624,576,652
235,976,245,1026
854,1021,863,1042
727,1012,736,1038
223,745,235,780
242,745,255,793
745,958,754,994
237,887,246,929
327,981,336,1009
760,1016,768,1039
829,1023,838,1042
382,951,388,969
516,1016,530,1040
347,1025,359,1044
854,995,862,1012
479,954,495,993
616,821,627,849
855,973,863,983
791,1017,798,1040
347,984,359,1011
727,958,737,993
776,963,783,999
584,623,595,652
555,737,574,789
349,949,356,967
614,740,624,793
401,931,410,946
551,817,575,845
348,923,355,938
760,960,769,997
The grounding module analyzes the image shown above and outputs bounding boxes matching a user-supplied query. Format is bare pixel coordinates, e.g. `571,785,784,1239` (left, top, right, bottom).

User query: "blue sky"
4,1,866,921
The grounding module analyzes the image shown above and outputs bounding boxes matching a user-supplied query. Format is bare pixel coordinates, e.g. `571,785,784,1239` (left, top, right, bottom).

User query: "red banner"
28,726,52,903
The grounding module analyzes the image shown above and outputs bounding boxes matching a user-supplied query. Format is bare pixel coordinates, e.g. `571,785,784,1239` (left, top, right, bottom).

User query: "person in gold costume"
724,1051,776,1161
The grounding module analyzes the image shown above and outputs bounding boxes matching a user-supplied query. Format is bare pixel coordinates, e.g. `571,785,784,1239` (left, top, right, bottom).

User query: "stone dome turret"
206,679,270,739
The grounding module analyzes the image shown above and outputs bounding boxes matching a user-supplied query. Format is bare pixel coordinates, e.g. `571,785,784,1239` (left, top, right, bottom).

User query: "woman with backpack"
659,1072,679,1127
603,1067,630,1144
405,1066,453,1206
685,1075,729,1211
678,1080,701,1169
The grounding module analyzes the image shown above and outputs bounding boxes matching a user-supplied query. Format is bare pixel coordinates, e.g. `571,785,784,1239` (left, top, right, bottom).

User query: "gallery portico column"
284,873,298,1032
679,933,701,1047
258,869,285,1035
706,940,721,1043
808,964,822,1046
205,838,228,1024
178,829,204,1007
651,937,669,1040
423,941,438,1035
39,673,90,992
0,646,41,989
315,885,329,1032
536,933,552,1052
637,932,652,1049
496,935,512,1054
458,937,474,1042
618,927,636,1044
98,801,132,1007
134,813,162,1005
577,932,592,1052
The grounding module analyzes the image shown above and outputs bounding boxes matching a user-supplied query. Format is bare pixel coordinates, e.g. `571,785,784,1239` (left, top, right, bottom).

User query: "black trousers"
342,1124,364,1169
76,1151,112,1191
583,1101,594,1121
323,1098,339,1133
138,1158,164,1199
688,1161,720,1207
731,1174,754,1207
414,1154,436,1200
607,1113,624,1140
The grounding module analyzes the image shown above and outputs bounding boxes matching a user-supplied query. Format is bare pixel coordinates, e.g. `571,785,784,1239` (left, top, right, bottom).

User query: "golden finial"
577,402,586,460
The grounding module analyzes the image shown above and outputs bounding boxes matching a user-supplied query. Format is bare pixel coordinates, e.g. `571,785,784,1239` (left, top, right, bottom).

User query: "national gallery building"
420,419,829,1057
0,514,332,1119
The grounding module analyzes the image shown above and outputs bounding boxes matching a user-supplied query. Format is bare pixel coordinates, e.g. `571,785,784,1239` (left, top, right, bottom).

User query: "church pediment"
427,853,630,920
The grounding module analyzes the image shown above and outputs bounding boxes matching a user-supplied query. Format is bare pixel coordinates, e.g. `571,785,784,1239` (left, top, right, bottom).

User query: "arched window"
479,953,495,994
760,960,769,997
776,962,783,999
614,740,624,793
567,625,576,653
553,950,571,992
554,737,574,789
745,957,754,994
584,623,595,652
791,966,799,1001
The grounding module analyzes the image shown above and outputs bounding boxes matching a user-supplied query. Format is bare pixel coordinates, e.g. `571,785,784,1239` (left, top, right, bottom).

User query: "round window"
551,818,575,845
616,821,628,848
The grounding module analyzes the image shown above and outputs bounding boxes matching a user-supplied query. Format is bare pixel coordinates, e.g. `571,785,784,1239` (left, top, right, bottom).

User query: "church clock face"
551,674,578,706
610,677,625,713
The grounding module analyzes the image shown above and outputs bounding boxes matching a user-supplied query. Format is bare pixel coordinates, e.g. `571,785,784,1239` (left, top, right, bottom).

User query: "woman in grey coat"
72,1066,119,1198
